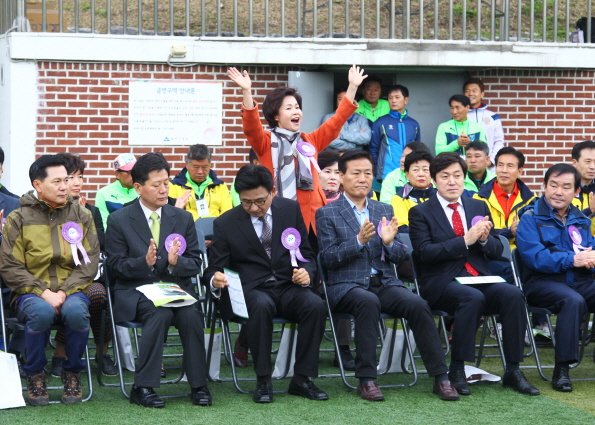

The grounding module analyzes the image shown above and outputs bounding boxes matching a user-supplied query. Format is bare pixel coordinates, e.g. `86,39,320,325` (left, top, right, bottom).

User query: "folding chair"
512,248,595,381
317,253,418,390
0,277,94,403
195,217,217,241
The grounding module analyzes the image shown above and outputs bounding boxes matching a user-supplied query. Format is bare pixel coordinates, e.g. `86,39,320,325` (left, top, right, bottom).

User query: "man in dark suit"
316,150,458,402
409,152,539,396
203,164,327,403
106,152,210,408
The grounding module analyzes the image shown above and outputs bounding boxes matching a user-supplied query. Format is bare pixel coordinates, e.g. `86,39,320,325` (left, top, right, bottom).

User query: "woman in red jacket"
227,65,367,237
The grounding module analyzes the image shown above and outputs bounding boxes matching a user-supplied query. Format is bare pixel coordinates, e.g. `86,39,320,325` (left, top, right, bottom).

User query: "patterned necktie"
447,203,479,276
150,212,160,247
259,215,272,258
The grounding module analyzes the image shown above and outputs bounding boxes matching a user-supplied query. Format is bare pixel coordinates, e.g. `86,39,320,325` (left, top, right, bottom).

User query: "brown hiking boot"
27,372,49,406
61,370,83,405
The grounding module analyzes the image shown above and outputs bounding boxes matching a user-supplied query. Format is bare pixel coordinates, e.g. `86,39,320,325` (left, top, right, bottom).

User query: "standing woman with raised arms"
227,65,367,242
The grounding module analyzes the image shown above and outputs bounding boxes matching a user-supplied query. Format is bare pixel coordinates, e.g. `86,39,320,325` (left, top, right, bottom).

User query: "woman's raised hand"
348,65,367,88
228,67,252,91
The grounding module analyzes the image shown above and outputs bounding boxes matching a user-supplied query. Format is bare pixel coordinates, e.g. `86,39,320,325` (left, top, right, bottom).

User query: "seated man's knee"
22,298,55,332
61,296,91,331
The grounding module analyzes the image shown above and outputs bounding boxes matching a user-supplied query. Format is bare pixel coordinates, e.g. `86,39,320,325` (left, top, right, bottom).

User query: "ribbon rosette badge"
295,141,321,173
281,228,309,267
568,225,587,254
471,216,484,227
62,222,91,266
165,233,187,255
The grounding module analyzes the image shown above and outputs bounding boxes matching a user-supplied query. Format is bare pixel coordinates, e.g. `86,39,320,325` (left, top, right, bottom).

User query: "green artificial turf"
3,323,595,425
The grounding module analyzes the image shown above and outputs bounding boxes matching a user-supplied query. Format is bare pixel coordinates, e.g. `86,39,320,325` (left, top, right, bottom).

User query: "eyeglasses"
240,192,270,208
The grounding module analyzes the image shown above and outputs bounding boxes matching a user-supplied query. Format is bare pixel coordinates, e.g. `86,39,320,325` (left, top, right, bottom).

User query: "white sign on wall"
128,80,222,146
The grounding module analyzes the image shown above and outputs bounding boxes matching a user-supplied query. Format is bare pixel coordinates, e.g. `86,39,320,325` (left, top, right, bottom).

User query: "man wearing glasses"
204,164,328,404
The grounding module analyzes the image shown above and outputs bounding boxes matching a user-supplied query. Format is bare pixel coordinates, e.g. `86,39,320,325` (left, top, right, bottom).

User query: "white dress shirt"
436,193,468,233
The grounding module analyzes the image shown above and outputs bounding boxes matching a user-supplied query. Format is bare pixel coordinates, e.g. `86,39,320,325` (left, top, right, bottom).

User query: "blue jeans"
16,292,90,376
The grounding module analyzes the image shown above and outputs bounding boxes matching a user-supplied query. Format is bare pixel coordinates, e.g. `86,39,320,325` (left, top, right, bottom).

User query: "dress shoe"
191,385,213,406
96,354,118,376
130,385,166,408
50,356,66,378
552,365,572,392
448,369,470,396
333,346,356,371
357,381,385,401
288,379,329,400
253,382,274,403
160,365,167,379
432,380,460,401
502,370,540,396
233,340,249,368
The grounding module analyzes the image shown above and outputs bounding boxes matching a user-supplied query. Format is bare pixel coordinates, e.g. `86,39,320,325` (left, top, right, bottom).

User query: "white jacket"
468,104,505,165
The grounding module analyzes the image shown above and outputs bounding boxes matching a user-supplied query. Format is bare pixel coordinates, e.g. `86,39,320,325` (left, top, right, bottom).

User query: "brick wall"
35,63,595,201
36,62,295,201
472,69,595,192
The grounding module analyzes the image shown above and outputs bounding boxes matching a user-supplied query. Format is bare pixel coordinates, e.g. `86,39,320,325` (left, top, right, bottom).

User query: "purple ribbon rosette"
377,221,408,262
62,222,91,266
295,141,321,172
568,225,588,254
471,216,484,227
165,233,187,255
281,228,309,267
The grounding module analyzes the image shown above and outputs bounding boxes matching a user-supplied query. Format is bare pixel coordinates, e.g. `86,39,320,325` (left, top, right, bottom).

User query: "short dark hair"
449,94,471,108
571,140,595,161
131,152,170,185
362,76,383,91
187,144,211,162
430,152,467,180
262,87,303,128
405,141,431,154
463,78,485,93
466,141,490,156
338,150,374,174
234,164,274,194
335,86,348,98
495,146,525,168
404,151,433,173
0,146,4,165
56,152,85,175
317,149,340,170
248,148,259,164
544,163,581,190
387,85,409,98
29,155,66,184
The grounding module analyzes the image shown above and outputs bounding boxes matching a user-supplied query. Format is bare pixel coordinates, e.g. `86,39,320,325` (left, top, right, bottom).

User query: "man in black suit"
317,150,458,402
409,152,539,396
203,164,327,403
106,152,210,408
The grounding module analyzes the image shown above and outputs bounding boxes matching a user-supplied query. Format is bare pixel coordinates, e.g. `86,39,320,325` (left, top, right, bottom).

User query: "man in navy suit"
316,150,458,402
204,164,328,404
409,152,539,396
106,153,210,408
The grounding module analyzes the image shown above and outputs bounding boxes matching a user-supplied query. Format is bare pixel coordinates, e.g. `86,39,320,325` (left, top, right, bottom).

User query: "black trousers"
431,280,527,364
334,284,448,379
134,296,207,388
243,280,326,377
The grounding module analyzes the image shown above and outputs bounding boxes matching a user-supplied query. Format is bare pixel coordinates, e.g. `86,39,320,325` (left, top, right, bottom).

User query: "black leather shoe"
96,355,118,376
552,366,572,392
253,382,273,403
160,365,166,379
191,385,213,406
130,385,166,408
333,346,356,371
288,379,329,401
502,370,540,396
50,356,66,378
448,369,470,396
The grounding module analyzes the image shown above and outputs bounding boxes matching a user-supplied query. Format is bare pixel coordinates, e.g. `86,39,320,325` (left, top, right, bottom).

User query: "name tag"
196,199,210,217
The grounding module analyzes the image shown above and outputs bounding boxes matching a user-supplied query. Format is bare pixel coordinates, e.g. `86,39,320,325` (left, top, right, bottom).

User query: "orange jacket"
241,96,357,233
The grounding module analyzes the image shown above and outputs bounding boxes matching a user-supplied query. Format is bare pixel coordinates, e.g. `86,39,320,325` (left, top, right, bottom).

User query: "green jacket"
379,168,408,203
464,168,496,193
0,191,100,302
435,119,487,156
95,180,139,229
355,99,390,123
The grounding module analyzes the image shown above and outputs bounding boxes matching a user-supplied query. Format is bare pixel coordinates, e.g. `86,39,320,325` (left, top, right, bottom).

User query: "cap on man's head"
114,153,137,171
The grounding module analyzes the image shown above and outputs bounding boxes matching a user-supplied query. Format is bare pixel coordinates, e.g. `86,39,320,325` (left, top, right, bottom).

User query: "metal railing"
1,0,593,43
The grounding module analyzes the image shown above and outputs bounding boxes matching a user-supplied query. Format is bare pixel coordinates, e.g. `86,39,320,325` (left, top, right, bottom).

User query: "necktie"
150,212,160,247
447,203,479,276
259,215,272,258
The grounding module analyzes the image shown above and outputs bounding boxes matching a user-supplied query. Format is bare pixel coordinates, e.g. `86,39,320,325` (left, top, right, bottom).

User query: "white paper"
136,282,198,307
225,269,249,319
0,352,26,409
465,365,501,383
455,276,506,285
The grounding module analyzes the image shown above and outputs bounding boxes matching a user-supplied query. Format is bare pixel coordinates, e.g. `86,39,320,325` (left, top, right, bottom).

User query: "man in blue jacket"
516,163,595,393
369,85,420,192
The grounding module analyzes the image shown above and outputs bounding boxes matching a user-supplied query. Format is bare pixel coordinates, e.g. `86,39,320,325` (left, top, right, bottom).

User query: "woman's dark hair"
430,152,467,180
262,87,303,128
317,150,340,170
29,155,66,184
449,94,471,108
338,150,374,174
495,146,525,168
404,151,433,173
56,152,85,175
234,164,274,194
544,163,581,190
131,152,170,185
